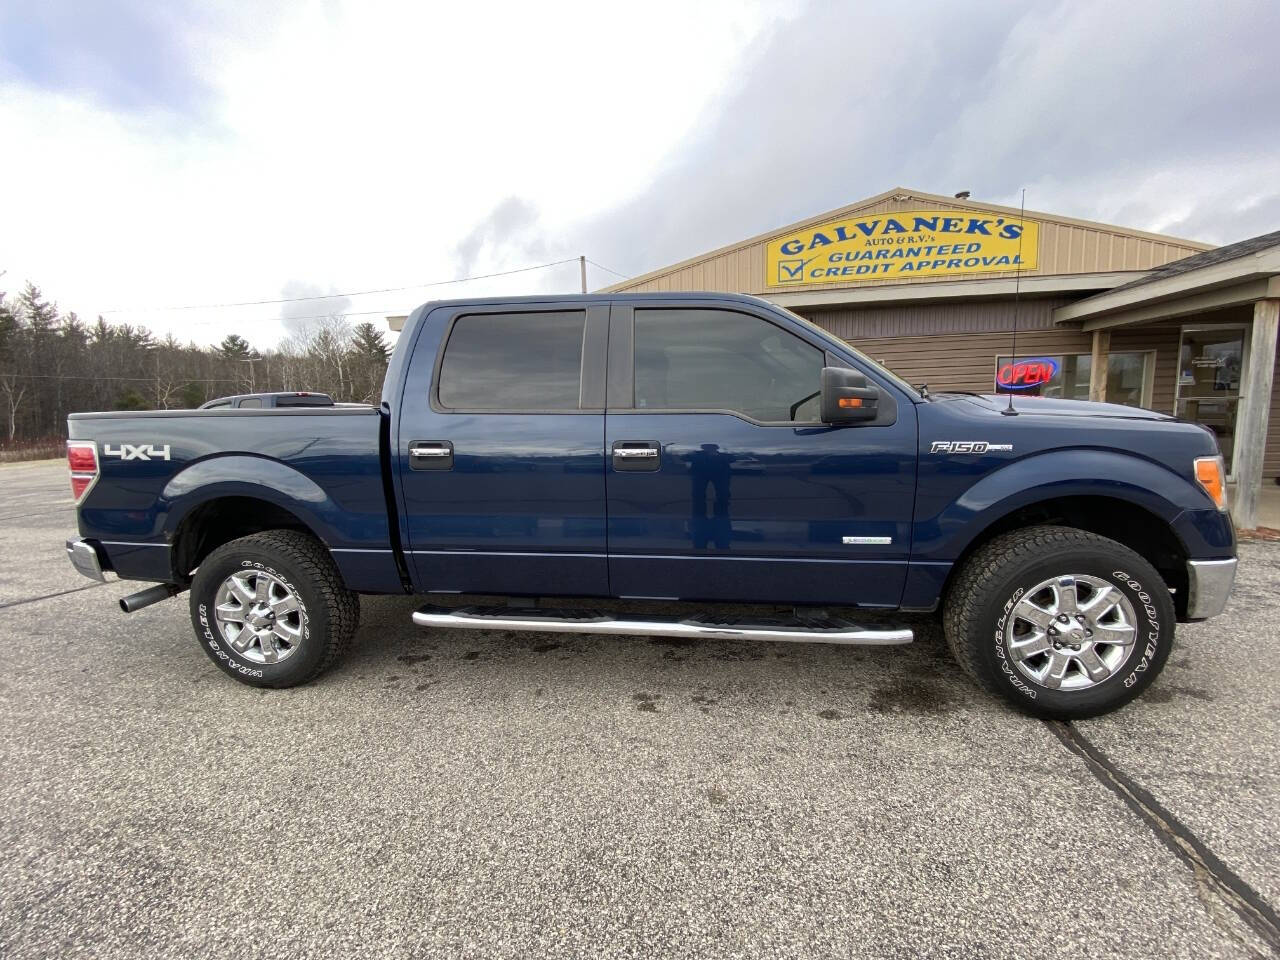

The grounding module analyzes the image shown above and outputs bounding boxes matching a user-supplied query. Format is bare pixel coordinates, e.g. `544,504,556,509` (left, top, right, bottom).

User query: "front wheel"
944,525,1174,719
189,530,359,688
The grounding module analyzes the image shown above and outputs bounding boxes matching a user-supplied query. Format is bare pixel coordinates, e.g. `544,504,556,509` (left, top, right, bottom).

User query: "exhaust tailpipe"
119,583,184,613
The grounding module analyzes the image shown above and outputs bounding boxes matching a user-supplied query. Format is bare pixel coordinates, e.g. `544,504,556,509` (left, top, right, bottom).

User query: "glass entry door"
1175,326,1248,476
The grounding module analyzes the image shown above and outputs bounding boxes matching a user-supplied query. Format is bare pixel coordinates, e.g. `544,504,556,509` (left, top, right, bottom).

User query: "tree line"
0,282,393,446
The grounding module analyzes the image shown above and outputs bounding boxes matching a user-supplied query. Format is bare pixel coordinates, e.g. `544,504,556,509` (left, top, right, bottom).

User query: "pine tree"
17,282,58,333
218,334,252,360
351,322,390,363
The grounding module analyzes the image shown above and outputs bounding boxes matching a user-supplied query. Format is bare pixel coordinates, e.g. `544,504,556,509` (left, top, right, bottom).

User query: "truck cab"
65,293,1237,718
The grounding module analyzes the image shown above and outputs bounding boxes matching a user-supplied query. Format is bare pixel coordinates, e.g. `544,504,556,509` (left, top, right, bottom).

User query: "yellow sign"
766,209,1038,287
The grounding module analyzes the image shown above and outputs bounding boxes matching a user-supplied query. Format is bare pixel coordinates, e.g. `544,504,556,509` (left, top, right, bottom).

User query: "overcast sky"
1,0,1276,347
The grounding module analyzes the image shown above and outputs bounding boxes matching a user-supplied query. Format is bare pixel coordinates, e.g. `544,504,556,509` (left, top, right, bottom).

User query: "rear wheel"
944,525,1174,719
189,530,359,688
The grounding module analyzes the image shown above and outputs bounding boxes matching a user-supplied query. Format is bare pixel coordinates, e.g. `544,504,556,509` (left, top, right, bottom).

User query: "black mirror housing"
820,366,879,423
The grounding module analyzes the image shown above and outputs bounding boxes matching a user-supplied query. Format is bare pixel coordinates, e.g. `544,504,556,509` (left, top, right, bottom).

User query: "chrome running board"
411,605,912,646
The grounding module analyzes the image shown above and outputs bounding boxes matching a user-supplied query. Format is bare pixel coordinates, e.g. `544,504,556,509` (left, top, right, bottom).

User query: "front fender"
912,448,1213,563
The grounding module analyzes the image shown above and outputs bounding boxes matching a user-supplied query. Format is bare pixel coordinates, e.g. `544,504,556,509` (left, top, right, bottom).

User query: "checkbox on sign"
777,259,807,283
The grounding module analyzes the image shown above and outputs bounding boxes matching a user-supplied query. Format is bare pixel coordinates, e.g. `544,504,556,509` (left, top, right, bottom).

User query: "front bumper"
1186,558,1237,620
66,538,106,583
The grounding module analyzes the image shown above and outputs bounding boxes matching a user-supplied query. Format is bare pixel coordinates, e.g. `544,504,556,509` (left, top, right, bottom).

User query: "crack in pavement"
0,506,75,522
1050,720,1280,957
0,582,109,610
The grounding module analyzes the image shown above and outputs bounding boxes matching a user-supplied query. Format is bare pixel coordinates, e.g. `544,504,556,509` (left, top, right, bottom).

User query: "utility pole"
237,354,261,392
580,255,588,294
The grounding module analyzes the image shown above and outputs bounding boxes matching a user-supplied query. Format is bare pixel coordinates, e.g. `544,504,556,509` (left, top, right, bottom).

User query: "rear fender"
162,455,337,545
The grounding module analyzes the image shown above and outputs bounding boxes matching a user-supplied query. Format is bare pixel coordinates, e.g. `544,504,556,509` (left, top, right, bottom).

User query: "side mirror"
820,366,879,424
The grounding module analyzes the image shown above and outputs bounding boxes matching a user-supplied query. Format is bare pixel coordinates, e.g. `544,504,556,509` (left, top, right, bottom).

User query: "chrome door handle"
408,440,453,470
613,440,661,472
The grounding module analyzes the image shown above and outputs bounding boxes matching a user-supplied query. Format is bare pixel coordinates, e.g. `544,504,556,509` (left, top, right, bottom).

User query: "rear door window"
633,308,824,422
438,311,585,410
236,398,262,408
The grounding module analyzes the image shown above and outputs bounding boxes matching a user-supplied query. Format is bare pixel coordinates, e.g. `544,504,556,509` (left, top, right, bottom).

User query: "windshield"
774,305,922,399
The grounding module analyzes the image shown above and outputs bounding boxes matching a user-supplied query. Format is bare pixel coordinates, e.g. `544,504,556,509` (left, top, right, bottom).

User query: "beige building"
604,187,1280,529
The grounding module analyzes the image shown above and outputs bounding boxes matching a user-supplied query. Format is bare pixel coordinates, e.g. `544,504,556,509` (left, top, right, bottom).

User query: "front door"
396,303,610,597
603,302,917,607
1175,325,1248,476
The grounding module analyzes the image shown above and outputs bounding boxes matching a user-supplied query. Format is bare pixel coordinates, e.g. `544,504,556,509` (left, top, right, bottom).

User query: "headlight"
1194,455,1228,512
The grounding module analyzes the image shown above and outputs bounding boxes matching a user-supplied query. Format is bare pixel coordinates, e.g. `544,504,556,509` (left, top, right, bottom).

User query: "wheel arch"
940,493,1191,618
168,494,328,582
161,456,340,583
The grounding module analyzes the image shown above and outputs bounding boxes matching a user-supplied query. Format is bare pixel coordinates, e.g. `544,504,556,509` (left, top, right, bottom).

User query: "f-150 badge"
930,441,1013,454
103,443,171,461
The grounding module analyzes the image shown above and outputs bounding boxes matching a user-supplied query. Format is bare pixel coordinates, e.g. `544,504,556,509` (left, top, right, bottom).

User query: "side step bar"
411,605,912,646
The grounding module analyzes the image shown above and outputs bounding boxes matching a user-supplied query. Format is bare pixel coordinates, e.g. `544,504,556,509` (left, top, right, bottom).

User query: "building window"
1174,325,1247,476
995,352,1153,408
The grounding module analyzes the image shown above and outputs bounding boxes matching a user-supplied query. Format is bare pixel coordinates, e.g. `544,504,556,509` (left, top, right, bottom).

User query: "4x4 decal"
102,443,171,461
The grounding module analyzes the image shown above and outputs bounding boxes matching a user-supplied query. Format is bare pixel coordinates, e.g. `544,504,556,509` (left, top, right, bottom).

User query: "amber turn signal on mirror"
838,397,864,408
1194,455,1228,512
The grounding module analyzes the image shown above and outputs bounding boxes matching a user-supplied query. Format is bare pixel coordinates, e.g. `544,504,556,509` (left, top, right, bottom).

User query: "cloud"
0,0,283,119
453,197,555,277
276,281,353,338
566,0,1280,278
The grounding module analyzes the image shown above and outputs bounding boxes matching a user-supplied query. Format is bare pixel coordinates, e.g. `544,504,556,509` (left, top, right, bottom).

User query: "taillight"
67,440,99,504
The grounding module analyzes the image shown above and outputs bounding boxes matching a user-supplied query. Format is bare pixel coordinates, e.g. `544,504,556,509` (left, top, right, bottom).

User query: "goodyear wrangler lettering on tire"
197,602,265,678
993,587,1037,699
1112,570,1161,689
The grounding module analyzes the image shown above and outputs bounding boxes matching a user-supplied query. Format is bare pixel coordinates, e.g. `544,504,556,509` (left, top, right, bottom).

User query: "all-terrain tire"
943,525,1174,719
188,530,359,688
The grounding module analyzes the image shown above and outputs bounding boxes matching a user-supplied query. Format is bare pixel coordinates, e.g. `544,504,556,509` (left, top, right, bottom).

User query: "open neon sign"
997,357,1059,390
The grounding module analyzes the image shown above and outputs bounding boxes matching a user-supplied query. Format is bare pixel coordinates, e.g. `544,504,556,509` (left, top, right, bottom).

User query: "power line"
157,308,394,328
3,373,240,382
100,258,581,315
586,258,630,280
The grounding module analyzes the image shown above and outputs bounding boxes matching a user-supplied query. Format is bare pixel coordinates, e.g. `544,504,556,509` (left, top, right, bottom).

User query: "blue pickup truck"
65,293,1237,718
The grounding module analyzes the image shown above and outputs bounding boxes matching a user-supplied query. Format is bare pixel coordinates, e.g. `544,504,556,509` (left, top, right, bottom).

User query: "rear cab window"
437,311,585,411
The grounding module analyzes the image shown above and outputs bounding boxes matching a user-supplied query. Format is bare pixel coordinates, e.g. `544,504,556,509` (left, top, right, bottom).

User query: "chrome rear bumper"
66,538,106,583
1186,558,1237,620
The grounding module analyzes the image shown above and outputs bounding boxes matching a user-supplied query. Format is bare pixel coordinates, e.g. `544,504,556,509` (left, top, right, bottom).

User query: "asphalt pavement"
1,458,1276,959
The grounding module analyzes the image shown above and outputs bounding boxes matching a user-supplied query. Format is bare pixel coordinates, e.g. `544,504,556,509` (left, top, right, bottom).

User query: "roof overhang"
1054,247,1280,330
766,271,1147,310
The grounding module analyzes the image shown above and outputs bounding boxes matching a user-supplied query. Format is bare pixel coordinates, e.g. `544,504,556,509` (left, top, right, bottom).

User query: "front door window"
1175,326,1247,475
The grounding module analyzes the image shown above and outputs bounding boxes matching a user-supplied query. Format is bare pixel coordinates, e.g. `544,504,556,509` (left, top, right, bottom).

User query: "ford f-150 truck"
64,293,1237,718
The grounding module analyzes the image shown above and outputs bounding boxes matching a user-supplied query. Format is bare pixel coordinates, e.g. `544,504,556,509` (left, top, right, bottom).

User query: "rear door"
396,303,610,597
604,301,917,607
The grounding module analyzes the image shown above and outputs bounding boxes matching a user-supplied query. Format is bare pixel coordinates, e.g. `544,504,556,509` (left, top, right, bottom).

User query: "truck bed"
67,406,402,592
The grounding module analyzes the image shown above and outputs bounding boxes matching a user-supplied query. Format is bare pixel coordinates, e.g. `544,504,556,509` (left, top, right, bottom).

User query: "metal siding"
823,329,1096,395
803,298,1073,339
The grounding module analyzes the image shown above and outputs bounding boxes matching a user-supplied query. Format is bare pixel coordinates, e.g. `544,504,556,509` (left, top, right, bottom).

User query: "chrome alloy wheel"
214,569,303,664
1005,575,1137,691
